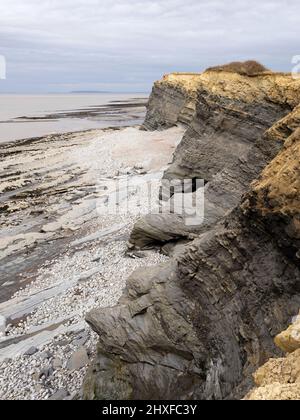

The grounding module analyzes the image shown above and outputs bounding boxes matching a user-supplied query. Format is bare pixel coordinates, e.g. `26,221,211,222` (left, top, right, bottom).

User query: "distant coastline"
69,90,149,94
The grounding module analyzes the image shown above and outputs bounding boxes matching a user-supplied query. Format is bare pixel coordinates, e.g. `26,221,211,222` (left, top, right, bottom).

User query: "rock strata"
130,69,300,249
83,64,300,400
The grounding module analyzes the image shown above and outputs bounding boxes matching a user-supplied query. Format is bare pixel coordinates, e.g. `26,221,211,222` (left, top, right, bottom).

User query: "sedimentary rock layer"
83,67,300,400
130,71,300,249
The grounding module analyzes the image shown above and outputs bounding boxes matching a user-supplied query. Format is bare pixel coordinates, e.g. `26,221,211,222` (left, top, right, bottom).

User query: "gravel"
0,233,168,400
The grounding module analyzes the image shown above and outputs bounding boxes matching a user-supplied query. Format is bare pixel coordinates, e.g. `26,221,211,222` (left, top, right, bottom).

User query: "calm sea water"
0,93,147,144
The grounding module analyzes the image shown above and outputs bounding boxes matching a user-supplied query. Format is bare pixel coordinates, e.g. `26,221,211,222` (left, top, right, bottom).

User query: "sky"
0,0,299,93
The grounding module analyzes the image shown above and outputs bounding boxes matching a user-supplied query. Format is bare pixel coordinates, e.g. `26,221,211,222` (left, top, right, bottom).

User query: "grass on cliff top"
206,60,269,76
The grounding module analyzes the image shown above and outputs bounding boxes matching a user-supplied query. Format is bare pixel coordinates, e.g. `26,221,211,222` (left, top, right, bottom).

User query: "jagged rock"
83,66,300,400
39,367,54,380
142,75,198,130
129,190,206,249
241,110,300,264
246,300,300,399
129,213,199,249
84,208,300,399
72,332,89,348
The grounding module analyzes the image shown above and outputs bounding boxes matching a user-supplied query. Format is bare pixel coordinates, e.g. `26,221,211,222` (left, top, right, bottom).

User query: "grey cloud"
0,0,299,92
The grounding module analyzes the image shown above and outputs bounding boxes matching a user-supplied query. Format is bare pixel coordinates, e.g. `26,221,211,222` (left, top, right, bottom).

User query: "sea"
0,93,148,144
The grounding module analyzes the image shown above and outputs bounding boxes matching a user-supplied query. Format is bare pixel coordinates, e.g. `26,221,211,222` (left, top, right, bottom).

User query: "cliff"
130,69,300,249
83,63,300,400
241,105,300,264
142,73,200,130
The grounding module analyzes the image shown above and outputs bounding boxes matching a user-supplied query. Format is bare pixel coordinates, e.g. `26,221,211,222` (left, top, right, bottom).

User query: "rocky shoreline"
0,124,183,399
13,99,147,123
1,63,300,400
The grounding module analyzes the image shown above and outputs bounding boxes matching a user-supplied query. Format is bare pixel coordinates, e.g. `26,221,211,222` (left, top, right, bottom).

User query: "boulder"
274,313,300,353
24,346,38,357
67,347,89,371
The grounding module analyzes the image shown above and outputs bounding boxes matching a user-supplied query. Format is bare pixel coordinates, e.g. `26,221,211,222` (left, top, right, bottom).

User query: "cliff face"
130,71,300,249
83,66,300,400
241,105,300,264
164,71,299,182
142,74,200,130
145,71,299,180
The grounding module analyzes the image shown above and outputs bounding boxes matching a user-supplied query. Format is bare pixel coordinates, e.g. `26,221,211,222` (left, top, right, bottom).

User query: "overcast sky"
0,0,299,93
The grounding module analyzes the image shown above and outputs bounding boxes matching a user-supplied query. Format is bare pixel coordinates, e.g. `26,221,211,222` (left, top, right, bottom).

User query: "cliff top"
159,67,300,107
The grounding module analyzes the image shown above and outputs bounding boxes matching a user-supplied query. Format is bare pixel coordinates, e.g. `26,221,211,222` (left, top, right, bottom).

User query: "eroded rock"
84,66,300,400
131,69,300,249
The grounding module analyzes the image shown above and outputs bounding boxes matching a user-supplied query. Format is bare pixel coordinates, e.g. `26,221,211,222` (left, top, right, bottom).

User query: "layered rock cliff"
241,105,300,264
142,73,200,130
83,64,300,400
130,70,299,249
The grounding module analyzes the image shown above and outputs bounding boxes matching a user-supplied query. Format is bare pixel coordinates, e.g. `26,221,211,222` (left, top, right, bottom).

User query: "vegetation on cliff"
206,60,269,76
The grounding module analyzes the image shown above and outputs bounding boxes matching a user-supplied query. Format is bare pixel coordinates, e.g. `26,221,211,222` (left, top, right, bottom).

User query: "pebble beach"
0,108,185,399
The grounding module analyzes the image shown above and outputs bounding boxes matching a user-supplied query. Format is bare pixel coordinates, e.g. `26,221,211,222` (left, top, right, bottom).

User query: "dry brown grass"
206,60,269,76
